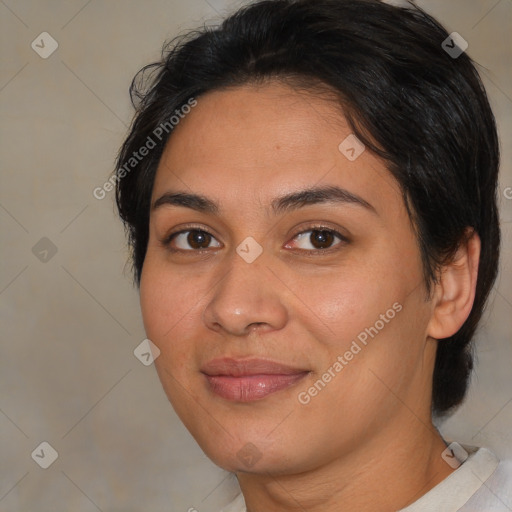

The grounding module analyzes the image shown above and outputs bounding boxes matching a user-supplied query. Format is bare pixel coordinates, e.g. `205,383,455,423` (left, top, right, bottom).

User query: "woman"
114,0,511,510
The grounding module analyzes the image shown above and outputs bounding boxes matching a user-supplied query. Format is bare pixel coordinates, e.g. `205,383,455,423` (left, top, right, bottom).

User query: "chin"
197,431,304,474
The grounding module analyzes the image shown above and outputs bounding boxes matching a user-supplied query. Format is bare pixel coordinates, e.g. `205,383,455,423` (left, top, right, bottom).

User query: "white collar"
398,443,500,511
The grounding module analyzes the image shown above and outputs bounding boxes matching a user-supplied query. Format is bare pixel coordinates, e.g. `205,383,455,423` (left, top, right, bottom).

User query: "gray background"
0,0,511,510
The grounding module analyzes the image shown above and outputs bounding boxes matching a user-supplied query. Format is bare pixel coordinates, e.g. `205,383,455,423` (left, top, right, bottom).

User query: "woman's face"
140,81,437,474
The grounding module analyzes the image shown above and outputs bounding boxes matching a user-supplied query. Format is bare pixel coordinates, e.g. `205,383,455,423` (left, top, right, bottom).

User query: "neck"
236,417,455,512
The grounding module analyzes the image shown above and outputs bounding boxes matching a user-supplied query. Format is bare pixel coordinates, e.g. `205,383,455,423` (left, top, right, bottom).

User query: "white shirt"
219,444,512,511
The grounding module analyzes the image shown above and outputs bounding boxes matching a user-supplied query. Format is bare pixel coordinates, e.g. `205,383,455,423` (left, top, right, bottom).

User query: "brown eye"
186,230,212,249
166,229,221,251
286,228,346,252
310,230,336,249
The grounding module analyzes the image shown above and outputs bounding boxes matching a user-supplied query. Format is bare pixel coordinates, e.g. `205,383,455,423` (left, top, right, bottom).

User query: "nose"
202,249,288,337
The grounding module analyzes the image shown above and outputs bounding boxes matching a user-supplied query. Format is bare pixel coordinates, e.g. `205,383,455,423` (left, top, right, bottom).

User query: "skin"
139,81,480,511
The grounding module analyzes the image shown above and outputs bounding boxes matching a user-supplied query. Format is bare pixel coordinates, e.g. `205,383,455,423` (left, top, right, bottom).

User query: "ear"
427,229,481,340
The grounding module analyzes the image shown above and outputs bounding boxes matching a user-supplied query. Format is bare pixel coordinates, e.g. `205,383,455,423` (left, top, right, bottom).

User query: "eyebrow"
151,184,377,216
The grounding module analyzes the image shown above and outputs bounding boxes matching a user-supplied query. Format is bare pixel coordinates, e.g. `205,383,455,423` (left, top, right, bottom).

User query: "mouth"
201,357,310,402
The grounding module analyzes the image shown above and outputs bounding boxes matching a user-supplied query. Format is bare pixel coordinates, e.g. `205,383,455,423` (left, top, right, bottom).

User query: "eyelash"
161,224,348,255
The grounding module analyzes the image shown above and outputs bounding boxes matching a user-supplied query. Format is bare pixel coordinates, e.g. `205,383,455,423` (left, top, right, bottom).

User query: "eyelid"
284,224,348,252
161,223,220,250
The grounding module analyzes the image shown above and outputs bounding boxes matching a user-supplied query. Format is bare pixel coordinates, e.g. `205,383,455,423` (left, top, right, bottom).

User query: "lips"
201,357,309,402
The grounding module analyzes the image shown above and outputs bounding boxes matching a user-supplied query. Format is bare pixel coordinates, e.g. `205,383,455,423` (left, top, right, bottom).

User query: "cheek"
326,280,429,395
139,258,203,415
303,260,404,347
300,246,426,391
139,255,200,359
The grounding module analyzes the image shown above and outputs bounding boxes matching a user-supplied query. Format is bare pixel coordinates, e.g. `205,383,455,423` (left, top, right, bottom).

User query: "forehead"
151,81,402,220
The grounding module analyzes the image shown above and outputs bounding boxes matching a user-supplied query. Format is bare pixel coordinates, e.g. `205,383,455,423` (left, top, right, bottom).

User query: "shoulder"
459,453,512,511
400,443,512,511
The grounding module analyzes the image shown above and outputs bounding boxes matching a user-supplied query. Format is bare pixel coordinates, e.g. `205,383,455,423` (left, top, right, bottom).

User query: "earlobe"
427,229,481,340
